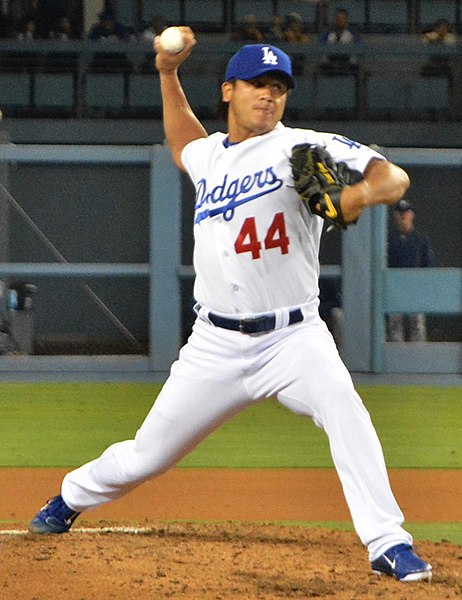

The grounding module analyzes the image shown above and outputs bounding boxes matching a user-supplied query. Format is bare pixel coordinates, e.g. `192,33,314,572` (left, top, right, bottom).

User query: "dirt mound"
1,522,460,599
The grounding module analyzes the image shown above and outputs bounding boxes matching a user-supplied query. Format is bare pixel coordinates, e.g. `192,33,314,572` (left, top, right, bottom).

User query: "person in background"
140,15,166,43
282,12,310,44
15,15,38,39
232,14,265,43
282,12,310,75
422,18,457,46
387,199,436,342
88,9,130,41
13,0,43,39
265,13,284,43
51,15,78,40
319,7,361,73
40,0,69,39
421,19,457,83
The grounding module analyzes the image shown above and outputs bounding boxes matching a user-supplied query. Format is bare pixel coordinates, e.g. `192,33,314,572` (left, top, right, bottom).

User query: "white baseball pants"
62,307,412,560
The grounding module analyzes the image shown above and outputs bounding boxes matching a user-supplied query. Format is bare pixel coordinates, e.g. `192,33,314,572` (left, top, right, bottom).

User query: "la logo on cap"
262,46,278,65
224,43,296,89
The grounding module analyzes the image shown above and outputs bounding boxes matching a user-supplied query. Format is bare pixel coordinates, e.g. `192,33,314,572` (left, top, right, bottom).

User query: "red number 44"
234,212,289,259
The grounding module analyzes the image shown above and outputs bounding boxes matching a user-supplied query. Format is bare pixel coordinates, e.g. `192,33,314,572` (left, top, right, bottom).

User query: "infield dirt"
1,467,461,599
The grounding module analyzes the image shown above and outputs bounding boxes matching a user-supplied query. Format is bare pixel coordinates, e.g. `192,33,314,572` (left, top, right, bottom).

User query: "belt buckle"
239,318,252,334
239,316,271,334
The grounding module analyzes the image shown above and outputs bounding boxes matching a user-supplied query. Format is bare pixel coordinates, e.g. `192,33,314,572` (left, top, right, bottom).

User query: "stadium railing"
0,143,459,376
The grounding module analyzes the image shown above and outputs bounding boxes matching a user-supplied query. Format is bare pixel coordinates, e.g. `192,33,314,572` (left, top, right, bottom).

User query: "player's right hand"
154,27,196,73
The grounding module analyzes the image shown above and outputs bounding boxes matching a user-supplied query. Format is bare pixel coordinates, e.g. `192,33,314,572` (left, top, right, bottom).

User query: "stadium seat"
142,0,181,24
88,52,132,74
0,51,42,73
34,73,75,113
367,0,409,33
419,0,457,32
128,73,162,115
234,0,273,25
85,73,127,113
366,69,450,119
179,73,222,118
43,51,79,73
184,0,224,31
0,50,40,114
312,72,358,116
286,73,314,120
366,76,410,117
0,72,31,108
411,76,450,113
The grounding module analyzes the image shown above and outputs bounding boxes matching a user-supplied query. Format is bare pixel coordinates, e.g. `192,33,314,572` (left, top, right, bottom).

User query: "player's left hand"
290,144,363,230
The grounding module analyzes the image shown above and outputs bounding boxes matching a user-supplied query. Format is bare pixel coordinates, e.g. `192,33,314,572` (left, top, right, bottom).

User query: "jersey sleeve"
322,133,385,174
181,137,209,180
181,132,226,181
292,129,385,175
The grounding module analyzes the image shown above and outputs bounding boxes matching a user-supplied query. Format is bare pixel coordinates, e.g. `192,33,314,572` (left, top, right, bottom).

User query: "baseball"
159,27,185,53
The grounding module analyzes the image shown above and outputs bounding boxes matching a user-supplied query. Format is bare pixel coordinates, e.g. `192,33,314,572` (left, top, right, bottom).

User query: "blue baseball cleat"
28,495,80,534
371,543,432,582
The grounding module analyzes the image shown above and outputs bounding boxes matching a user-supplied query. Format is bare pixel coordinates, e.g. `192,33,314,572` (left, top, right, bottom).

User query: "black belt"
207,308,304,334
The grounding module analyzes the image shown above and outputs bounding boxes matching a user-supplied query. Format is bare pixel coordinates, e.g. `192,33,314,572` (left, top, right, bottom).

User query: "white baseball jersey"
182,122,383,315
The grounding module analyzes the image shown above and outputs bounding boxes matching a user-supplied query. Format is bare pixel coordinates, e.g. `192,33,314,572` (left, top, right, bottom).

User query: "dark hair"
217,80,233,121
435,18,451,28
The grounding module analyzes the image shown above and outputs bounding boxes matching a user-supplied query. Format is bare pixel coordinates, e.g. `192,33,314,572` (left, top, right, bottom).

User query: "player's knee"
126,447,177,481
111,440,173,483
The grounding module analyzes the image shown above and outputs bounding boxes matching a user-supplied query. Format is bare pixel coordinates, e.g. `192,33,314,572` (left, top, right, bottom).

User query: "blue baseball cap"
225,44,295,89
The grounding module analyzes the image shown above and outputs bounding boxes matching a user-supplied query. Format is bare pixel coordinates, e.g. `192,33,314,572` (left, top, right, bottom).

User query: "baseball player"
29,32,432,582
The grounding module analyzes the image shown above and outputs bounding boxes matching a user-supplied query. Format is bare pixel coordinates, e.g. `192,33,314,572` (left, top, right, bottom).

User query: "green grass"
1,382,460,544
261,522,462,545
0,383,461,468
1,383,159,467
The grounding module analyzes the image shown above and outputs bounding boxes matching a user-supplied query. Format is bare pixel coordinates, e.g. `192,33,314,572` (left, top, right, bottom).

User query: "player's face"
222,75,289,142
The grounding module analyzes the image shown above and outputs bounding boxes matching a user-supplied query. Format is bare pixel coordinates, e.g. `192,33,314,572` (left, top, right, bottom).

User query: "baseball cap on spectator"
393,199,413,212
225,44,296,89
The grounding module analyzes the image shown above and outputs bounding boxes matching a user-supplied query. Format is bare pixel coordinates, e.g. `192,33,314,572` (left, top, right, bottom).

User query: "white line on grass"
0,526,153,536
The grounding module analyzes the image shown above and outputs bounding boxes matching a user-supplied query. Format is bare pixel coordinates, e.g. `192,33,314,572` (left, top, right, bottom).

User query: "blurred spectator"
40,0,69,38
139,15,166,43
422,18,457,46
421,19,457,83
88,9,130,41
15,16,38,39
386,199,436,342
281,12,310,75
50,15,78,40
232,14,265,42
265,13,284,43
13,0,70,39
282,12,310,44
321,7,361,45
14,0,43,38
319,8,361,73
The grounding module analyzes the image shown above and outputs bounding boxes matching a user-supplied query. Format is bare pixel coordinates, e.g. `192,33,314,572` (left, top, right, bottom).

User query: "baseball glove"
290,144,364,230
